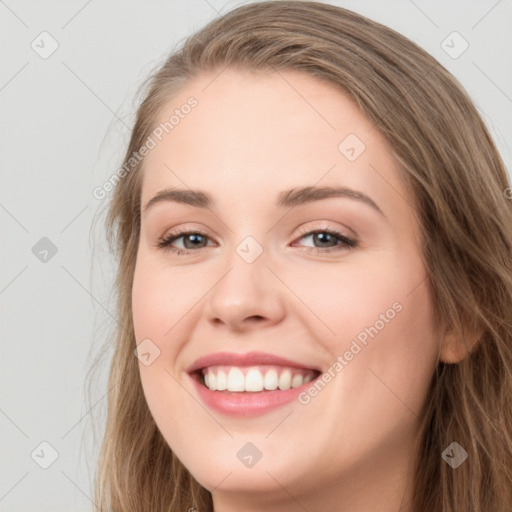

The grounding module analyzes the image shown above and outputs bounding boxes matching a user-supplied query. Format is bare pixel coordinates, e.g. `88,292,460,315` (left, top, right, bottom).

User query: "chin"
178,441,312,495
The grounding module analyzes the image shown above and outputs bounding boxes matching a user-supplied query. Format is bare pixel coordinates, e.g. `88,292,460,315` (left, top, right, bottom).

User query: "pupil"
184,234,205,248
315,233,333,247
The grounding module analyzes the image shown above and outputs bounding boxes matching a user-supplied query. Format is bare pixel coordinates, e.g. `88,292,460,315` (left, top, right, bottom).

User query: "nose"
204,248,286,332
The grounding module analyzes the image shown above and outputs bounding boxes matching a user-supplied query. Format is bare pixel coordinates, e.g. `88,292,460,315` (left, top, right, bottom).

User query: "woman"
93,1,512,510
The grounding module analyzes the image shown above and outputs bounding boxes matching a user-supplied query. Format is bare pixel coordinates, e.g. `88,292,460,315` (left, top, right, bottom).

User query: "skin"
132,68,448,512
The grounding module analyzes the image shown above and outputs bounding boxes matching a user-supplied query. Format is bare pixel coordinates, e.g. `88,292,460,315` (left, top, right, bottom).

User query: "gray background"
1,1,511,510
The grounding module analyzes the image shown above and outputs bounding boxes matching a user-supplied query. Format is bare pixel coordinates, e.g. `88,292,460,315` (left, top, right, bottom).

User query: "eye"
155,226,358,256
156,229,212,256
292,226,357,255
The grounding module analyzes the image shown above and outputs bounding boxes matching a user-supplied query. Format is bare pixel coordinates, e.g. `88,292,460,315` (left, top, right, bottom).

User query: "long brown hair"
90,1,512,510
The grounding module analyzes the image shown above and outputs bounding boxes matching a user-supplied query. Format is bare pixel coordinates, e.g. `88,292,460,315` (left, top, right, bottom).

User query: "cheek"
300,251,438,399
321,267,439,423
371,281,439,391
131,260,204,450
131,258,197,344
131,260,192,412
292,263,438,461
285,256,422,350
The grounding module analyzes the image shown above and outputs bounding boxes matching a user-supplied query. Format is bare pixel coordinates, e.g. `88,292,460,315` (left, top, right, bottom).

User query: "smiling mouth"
193,365,322,393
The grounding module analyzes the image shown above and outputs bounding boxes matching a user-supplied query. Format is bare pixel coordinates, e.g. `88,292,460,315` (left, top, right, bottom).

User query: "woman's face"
132,68,440,509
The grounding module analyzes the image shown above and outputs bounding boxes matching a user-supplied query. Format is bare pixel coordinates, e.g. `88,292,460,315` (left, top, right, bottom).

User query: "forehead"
140,68,408,216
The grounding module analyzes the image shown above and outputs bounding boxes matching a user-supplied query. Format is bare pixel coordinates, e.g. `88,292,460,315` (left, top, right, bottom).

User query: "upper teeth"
202,365,316,392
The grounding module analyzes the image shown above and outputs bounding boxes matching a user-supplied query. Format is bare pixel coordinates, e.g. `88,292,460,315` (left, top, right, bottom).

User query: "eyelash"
155,226,358,256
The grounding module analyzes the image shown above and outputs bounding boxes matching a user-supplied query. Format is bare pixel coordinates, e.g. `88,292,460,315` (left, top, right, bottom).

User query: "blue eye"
156,227,357,256
156,230,211,255
294,228,357,254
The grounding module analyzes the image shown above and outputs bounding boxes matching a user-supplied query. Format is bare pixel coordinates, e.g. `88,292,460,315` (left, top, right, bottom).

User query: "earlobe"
439,324,484,364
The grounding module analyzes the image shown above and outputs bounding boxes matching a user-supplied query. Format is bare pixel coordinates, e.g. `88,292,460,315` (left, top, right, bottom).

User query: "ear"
439,322,484,364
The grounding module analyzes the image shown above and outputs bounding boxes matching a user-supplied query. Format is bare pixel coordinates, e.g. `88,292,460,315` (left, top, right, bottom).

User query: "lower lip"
189,372,319,417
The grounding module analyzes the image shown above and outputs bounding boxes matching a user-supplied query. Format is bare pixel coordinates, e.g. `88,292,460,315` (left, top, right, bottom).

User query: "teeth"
303,373,314,384
279,369,292,390
291,374,304,388
202,366,317,392
208,371,217,391
245,368,264,392
227,367,245,391
216,370,227,391
263,369,278,390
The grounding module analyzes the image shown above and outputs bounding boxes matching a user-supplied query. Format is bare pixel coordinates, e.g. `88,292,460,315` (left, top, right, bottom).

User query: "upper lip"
186,351,321,373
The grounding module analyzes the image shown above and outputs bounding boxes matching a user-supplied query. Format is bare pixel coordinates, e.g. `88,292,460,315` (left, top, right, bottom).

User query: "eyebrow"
142,185,385,217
